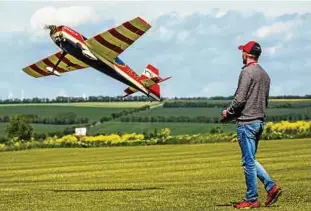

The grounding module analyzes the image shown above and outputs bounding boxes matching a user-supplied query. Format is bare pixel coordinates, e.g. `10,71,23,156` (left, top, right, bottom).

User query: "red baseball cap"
238,41,262,56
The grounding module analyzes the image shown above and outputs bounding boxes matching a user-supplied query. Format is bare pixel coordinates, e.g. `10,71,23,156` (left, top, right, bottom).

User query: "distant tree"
5,115,33,141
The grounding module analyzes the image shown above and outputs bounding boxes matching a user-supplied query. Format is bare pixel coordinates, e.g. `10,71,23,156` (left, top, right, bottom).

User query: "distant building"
75,127,87,136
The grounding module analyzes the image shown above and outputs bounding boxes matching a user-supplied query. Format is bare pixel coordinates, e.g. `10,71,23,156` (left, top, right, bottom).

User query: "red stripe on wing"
55,53,84,69
94,35,123,54
108,28,134,45
30,64,49,76
42,58,66,73
137,17,151,27
123,22,145,36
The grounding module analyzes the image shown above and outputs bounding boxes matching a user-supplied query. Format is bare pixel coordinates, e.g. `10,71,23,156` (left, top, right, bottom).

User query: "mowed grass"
127,107,311,118
129,107,223,117
0,106,128,122
269,99,311,102
89,122,237,135
0,139,310,211
266,107,311,116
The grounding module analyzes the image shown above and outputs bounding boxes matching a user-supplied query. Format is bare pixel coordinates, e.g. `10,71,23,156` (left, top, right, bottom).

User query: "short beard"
243,57,247,64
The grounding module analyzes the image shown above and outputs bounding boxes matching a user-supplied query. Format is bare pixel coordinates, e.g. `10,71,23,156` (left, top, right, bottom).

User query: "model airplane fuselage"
23,17,171,101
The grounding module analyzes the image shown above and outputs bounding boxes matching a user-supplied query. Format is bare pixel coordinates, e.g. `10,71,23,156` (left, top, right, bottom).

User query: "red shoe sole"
266,189,283,207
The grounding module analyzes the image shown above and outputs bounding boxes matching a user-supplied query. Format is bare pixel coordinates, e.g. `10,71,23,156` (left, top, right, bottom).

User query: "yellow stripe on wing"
65,54,88,70
36,61,49,74
104,32,130,50
115,26,141,41
86,37,119,61
130,18,151,32
22,67,42,78
48,55,69,72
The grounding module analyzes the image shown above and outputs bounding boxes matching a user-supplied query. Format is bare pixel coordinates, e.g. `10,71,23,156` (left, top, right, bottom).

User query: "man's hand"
222,109,228,119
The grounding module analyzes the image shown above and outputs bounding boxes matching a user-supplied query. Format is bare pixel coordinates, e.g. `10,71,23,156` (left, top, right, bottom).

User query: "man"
222,41,282,209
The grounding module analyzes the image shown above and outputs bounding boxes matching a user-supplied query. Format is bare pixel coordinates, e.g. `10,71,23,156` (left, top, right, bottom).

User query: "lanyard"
242,62,258,69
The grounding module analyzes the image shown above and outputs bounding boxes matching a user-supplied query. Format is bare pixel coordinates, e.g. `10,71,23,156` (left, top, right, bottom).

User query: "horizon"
1,94,311,102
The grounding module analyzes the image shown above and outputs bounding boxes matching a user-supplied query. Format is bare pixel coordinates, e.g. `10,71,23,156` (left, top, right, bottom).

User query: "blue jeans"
237,121,275,201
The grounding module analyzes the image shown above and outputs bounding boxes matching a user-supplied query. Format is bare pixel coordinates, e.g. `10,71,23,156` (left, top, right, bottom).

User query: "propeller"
44,25,57,33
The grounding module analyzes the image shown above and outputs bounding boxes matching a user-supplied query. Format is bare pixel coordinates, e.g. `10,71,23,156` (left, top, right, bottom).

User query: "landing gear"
46,51,67,76
76,42,97,60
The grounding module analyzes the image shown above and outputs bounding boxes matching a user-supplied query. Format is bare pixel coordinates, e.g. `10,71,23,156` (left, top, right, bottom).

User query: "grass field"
269,99,311,102
128,107,222,117
0,100,310,137
0,139,310,211
125,107,311,118
89,122,237,135
0,106,129,122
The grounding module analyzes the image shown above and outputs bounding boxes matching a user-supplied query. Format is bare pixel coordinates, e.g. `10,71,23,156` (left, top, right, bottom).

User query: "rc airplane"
22,17,171,101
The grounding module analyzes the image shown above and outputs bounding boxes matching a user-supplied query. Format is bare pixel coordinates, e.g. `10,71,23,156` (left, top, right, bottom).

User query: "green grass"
0,139,310,211
1,100,310,137
269,99,311,102
0,106,128,122
129,107,223,117
128,107,311,118
267,107,311,116
89,122,237,135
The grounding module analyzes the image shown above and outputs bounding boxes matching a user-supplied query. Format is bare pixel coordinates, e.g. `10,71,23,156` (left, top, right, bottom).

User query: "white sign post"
75,127,87,136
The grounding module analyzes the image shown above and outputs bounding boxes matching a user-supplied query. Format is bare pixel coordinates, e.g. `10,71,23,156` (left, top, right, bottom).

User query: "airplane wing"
123,87,138,97
23,52,89,78
85,17,151,62
123,76,172,98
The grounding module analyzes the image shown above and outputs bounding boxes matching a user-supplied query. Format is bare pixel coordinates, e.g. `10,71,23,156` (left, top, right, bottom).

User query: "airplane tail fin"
139,64,171,100
123,64,171,101
148,84,161,100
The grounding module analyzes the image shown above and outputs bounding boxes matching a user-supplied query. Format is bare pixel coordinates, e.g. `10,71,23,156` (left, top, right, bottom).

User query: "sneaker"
265,185,282,207
233,200,261,209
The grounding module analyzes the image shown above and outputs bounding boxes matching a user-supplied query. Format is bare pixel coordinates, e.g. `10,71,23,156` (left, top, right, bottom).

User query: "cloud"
1,24,25,33
265,45,282,55
57,89,67,97
255,20,299,38
201,82,232,97
176,30,190,42
156,26,175,41
30,6,99,36
215,9,228,18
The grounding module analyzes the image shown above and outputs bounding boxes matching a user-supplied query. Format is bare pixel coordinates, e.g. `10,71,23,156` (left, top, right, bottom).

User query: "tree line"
120,113,311,123
1,95,310,104
100,105,151,123
163,101,311,108
0,95,153,104
0,114,89,125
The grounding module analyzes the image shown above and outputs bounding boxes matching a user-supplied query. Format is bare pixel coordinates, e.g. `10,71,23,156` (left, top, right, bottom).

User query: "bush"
5,115,33,141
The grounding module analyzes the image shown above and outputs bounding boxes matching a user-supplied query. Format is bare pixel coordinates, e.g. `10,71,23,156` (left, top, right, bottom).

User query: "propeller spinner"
44,25,57,34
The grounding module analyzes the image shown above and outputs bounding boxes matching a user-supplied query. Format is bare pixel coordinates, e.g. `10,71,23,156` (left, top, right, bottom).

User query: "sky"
0,0,310,99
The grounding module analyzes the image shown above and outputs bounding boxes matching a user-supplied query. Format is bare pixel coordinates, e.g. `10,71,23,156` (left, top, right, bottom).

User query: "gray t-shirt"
227,63,270,123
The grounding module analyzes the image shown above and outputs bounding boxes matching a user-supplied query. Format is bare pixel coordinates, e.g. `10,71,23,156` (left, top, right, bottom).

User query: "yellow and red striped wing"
22,52,88,78
85,17,151,62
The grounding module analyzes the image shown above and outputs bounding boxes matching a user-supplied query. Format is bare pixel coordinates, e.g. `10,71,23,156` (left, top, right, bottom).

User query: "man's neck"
246,58,258,65
242,59,258,69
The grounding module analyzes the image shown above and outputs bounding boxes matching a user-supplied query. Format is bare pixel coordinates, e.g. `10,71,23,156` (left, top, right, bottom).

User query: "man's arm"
266,83,270,108
227,70,253,115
